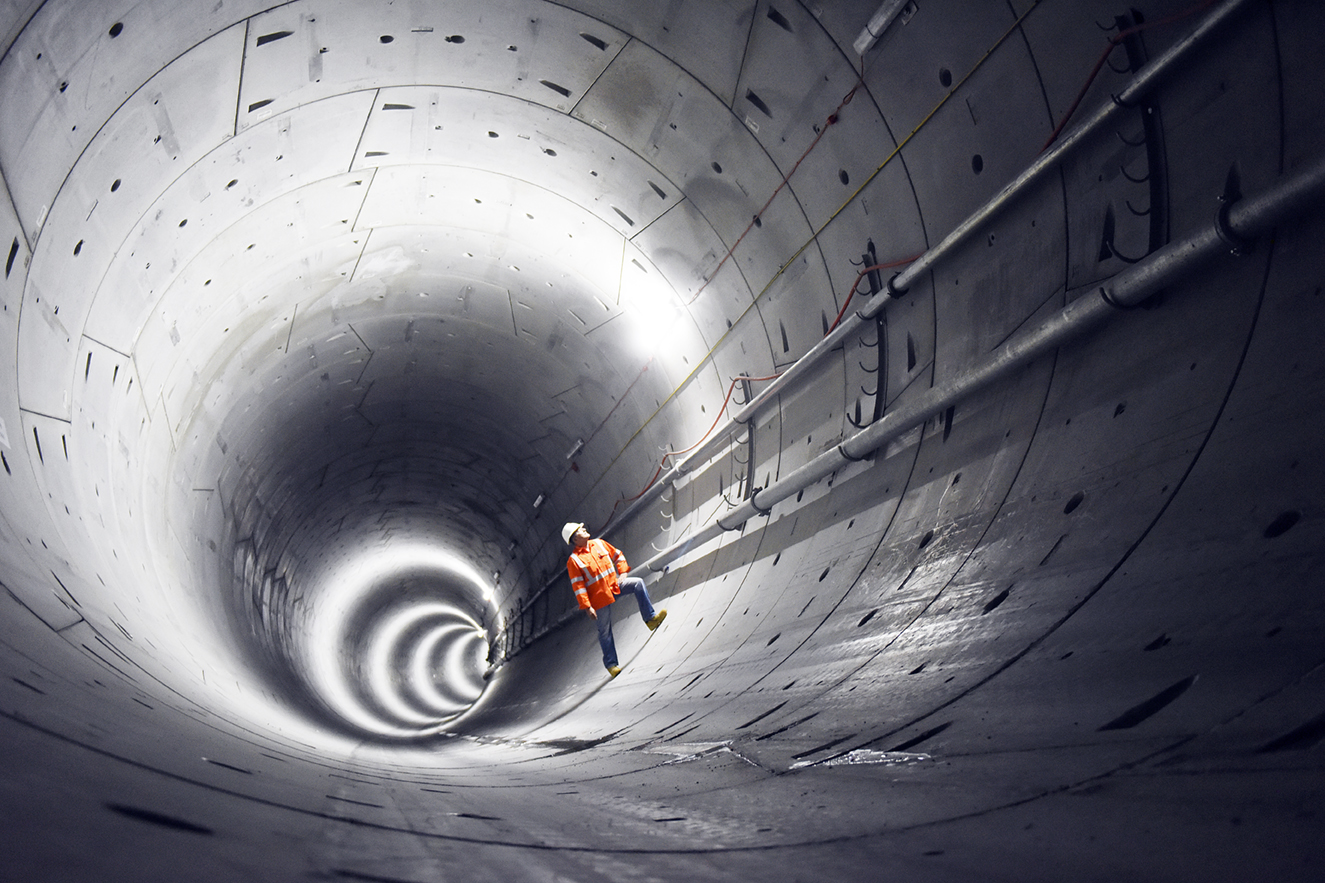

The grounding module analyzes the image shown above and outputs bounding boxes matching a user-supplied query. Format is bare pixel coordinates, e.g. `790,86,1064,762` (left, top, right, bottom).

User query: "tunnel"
1,0,1323,879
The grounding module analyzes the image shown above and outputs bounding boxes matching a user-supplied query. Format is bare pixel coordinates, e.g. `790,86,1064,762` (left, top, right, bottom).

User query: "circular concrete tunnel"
1,0,1323,880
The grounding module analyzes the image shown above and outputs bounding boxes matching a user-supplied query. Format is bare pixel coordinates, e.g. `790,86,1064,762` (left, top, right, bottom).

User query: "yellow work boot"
646,610,667,631
607,665,622,678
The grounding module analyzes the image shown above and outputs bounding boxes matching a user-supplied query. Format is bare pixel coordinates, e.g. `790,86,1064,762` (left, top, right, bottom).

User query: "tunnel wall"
0,1,1323,880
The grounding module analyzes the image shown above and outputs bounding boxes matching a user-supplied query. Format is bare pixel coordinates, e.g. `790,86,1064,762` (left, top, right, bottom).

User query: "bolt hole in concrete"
104,803,212,835
1263,510,1300,538
982,587,1010,614
1099,675,1197,731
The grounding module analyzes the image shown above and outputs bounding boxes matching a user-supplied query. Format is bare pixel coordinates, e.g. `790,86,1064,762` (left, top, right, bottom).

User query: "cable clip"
838,442,867,463
886,272,910,298
748,491,773,516
1099,284,1132,310
1214,195,1254,256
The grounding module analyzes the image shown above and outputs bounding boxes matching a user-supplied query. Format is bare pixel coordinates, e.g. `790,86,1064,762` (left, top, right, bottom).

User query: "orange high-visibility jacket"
567,538,630,611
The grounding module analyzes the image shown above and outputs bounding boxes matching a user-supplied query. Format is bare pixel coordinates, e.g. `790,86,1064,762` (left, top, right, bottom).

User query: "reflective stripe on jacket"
567,538,630,611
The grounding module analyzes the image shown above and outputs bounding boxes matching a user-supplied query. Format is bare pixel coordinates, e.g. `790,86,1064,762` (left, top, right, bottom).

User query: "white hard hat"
561,522,585,545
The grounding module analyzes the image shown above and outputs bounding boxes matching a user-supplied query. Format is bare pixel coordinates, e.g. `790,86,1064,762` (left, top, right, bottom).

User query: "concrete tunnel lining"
1,0,1324,879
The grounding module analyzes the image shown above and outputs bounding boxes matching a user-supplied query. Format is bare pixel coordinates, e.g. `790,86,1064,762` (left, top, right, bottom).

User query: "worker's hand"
586,607,597,620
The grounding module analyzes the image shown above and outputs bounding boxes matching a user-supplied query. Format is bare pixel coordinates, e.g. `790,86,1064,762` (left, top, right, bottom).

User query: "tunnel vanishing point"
1,0,1323,879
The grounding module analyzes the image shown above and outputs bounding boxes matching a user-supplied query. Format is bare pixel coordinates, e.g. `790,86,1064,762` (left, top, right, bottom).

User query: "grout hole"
255,30,293,47
745,90,772,118
1264,511,1300,539
1098,675,1197,730
1144,634,1171,652
1257,711,1325,753
766,7,793,31
982,587,1010,615
104,803,212,835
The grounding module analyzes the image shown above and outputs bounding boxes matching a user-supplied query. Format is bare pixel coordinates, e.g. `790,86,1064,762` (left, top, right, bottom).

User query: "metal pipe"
602,0,1251,541
501,0,1258,647
853,0,911,56
890,0,1252,294
602,300,880,533
628,152,1325,578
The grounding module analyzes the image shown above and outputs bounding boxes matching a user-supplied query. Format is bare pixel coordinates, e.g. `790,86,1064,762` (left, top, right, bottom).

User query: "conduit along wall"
0,1,1322,880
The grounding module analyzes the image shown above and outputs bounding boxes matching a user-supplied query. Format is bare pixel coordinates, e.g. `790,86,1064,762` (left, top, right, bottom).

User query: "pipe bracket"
1099,284,1136,310
838,441,868,463
748,491,774,516
1214,195,1254,256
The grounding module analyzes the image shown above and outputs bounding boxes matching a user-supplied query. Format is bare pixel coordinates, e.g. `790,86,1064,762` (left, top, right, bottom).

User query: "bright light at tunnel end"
307,540,498,739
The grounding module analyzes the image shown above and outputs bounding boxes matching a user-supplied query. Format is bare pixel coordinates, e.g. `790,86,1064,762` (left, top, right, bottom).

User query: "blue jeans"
595,577,657,668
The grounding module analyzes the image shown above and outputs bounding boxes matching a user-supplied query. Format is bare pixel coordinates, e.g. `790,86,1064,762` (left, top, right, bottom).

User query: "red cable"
599,246,913,528
1042,0,1216,152
661,372,782,463
826,253,921,335
596,372,782,530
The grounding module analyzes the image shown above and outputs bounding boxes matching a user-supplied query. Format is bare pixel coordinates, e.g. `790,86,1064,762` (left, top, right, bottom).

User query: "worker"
562,522,666,677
